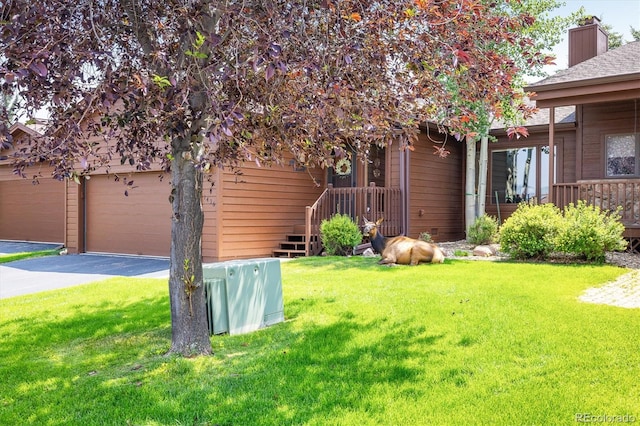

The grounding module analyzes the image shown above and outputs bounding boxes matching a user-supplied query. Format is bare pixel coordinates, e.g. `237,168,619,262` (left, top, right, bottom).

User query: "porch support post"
548,107,555,204
305,206,311,257
399,148,410,236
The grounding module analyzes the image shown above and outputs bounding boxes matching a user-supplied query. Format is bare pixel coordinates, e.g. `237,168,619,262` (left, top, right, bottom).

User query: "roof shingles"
529,41,640,89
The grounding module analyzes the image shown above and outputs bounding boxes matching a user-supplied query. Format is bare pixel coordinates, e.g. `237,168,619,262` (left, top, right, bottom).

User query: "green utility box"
203,258,284,336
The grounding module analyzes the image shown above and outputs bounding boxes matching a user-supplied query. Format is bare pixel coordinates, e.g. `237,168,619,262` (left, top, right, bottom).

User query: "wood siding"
408,130,465,242
580,100,638,180
388,144,402,189
65,180,84,253
202,169,221,262
561,132,577,184
216,158,325,261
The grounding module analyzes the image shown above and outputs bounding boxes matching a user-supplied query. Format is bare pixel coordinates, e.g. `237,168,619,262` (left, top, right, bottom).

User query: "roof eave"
9,122,41,137
490,122,576,137
525,72,640,93
527,75,640,108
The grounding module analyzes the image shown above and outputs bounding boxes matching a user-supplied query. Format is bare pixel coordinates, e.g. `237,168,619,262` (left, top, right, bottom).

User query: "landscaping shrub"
320,214,362,256
419,231,433,243
499,202,563,259
467,214,499,245
555,201,627,262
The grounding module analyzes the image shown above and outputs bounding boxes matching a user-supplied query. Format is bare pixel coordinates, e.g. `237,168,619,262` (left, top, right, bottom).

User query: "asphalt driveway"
0,242,169,299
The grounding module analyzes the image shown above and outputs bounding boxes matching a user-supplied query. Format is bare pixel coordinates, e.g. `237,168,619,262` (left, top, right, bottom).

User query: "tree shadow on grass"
0,295,170,354
1,285,448,425
0,287,173,423
214,321,445,424
124,317,447,425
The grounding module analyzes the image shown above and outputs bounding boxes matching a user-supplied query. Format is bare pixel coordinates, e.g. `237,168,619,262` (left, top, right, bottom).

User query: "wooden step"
273,249,306,258
272,230,320,258
278,241,306,250
284,234,305,242
284,233,318,242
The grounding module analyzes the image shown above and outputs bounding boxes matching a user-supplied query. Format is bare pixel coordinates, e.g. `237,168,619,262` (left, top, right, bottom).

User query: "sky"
543,0,640,74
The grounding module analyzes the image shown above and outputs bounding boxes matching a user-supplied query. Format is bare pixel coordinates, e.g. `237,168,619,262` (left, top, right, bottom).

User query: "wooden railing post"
304,185,404,256
305,206,312,257
553,179,640,230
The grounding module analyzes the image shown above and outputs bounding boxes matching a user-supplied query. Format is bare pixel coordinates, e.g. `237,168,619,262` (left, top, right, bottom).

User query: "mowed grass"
1,257,639,425
0,249,62,264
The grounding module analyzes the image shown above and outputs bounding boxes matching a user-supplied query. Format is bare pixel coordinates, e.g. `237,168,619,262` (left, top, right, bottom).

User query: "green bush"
499,202,563,260
555,201,627,262
419,231,433,243
467,214,499,245
320,214,362,256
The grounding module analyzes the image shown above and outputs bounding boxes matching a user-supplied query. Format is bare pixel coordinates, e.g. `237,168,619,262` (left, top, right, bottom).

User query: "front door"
329,145,387,188
330,156,356,188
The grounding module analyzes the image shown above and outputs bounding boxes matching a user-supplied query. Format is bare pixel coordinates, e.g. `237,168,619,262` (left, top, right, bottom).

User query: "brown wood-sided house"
2,18,638,259
486,17,640,250
0,120,465,260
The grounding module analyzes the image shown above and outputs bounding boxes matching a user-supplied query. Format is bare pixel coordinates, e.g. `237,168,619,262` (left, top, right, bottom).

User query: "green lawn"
0,249,62,264
1,257,639,425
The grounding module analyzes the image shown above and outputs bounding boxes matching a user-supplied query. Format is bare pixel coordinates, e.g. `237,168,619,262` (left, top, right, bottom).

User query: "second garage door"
85,173,172,256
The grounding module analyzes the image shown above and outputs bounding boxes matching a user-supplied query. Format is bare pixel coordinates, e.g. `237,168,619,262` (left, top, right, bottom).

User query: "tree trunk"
167,137,212,356
523,148,533,202
506,149,516,203
465,136,477,237
477,134,489,218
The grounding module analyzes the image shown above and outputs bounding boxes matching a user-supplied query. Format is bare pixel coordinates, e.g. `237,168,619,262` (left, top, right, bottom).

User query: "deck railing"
305,184,403,256
553,179,640,227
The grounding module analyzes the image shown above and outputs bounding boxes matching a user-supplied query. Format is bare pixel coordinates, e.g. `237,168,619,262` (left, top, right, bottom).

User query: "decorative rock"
473,245,494,257
362,248,377,257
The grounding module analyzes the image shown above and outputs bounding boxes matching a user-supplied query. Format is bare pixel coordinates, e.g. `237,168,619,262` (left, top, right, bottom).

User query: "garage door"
0,175,65,243
85,173,172,256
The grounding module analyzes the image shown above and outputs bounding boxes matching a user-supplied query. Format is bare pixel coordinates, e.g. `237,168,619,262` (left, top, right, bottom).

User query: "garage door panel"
0,177,65,243
86,173,171,256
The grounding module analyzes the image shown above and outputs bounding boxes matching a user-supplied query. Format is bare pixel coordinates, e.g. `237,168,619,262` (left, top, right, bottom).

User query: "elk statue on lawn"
362,217,445,265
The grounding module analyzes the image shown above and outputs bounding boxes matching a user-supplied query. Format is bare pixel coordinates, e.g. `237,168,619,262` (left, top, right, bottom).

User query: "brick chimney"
568,16,608,67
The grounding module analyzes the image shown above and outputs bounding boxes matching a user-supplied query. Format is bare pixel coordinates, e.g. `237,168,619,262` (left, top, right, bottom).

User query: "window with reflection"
606,134,637,177
492,146,551,204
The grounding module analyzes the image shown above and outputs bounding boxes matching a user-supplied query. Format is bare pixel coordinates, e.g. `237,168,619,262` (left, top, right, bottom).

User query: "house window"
606,134,638,177
491,146,551,204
